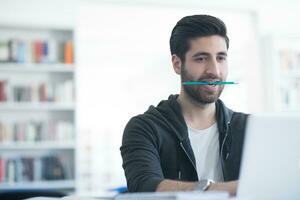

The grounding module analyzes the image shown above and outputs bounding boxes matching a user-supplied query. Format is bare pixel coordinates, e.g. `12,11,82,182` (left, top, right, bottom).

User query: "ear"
171,54,182,75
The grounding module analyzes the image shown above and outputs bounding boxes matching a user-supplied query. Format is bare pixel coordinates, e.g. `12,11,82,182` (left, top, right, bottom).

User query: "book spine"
0,158,3,182
64,41,73,64
16,41,26,63
0,80,7,101
0,40,9,62
0,120,74,143
8,39,18,62
48,40,57,63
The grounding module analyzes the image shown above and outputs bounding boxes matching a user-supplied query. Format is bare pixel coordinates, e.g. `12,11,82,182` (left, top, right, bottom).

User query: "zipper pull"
178,170,181,180
226,153,230,160
226,121,230,131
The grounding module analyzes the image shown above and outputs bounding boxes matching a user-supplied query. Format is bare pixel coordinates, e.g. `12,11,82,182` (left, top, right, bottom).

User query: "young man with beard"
120,15,248,196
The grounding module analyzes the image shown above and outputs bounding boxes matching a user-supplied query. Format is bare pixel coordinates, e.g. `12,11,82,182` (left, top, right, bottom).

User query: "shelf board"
0,63,74,73
0,141,75,150
0,102,75,111
0,180,75,190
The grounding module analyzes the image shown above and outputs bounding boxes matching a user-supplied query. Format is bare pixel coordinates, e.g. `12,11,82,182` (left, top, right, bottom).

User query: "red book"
34,41,42,63
0,158,4,182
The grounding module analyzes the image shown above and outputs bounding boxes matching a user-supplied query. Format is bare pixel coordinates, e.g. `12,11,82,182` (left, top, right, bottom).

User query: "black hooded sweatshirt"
120,94,248,192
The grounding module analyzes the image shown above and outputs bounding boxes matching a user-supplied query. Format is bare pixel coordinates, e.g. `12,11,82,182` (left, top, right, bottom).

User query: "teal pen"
183,81,238,85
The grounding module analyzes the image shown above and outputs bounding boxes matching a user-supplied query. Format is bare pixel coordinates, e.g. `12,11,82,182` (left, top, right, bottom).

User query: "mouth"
182,80,225,86
196,79,220,92
201,83,219,92
201,79,221,86
206,82,218,86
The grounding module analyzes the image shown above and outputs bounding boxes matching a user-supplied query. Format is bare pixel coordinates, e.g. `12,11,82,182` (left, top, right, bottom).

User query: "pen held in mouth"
182,81,238,85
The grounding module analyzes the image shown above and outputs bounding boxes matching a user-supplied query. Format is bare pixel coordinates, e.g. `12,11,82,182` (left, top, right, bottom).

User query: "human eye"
217,55,227,62
195,56,207,62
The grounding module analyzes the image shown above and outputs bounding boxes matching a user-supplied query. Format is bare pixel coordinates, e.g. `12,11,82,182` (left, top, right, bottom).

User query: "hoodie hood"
144,94,234,141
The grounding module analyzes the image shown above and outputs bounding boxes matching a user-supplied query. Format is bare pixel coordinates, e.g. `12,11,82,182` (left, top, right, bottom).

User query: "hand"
207,180,238,197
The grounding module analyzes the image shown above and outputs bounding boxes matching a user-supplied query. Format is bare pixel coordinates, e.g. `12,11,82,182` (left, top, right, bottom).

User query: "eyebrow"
192,51,228,57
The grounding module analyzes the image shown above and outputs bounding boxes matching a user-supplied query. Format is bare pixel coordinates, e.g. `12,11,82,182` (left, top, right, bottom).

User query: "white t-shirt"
187,123,224,182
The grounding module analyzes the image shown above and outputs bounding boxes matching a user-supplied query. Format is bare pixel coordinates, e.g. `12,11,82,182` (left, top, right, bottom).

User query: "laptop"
237,113,300,200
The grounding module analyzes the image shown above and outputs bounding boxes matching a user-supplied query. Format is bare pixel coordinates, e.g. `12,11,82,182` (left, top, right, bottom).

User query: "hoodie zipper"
221,121,231,160
179,141,197,175
220,121,230,179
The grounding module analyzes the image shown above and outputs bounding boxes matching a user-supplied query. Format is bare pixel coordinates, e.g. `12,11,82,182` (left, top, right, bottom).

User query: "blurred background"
0,0,299,196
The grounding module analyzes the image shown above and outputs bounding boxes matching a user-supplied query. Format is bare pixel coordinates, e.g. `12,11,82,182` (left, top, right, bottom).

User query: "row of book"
0,154,73,183
0,80,74,103
0,39,73,64
280,80,300,109
0,120,74,143
279,49,300,71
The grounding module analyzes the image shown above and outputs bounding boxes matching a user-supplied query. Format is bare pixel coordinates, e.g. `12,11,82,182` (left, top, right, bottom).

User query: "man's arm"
156,180,196,191
156,180,238,197
121,116,165,192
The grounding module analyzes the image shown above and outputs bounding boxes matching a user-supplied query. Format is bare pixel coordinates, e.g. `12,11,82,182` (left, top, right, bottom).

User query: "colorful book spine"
64,41,73,64
0,40,9,62
0,39,73,64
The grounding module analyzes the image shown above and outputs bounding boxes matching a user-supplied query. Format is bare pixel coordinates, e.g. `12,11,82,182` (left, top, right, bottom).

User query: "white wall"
0,0,77,29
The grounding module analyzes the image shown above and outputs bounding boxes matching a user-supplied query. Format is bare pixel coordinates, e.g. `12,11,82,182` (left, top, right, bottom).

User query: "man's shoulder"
127,105,157,124
124,106,158,134
230,111,249,134
232,111,249,118
125,113,149,129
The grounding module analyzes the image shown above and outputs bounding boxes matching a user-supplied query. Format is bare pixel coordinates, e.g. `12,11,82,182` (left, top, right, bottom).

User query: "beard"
181,66,225,104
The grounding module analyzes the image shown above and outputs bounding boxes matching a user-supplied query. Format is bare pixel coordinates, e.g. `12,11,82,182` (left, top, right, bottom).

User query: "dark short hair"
170,15,229,62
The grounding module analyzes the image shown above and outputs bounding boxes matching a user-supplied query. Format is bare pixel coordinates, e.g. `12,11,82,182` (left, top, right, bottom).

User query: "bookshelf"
263,35,300,112
0,26,76,192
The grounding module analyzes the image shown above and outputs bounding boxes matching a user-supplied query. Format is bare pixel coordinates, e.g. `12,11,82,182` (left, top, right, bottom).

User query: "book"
21,157,34,181
48,39,58,63
6,158,17,183
41,156,65,180
34,157,42,181
16,41,26,63
9,80,73,103
0,154,73,184
8,39,18,62
0,40,9,62
0,38,71,64
34,41,42,63
0,80,7,101
41,41,49,63
0,119,74,143
64,41,73,64
0,158,4,182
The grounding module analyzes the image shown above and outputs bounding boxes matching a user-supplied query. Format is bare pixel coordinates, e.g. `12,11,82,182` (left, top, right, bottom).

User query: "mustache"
196,74,222,82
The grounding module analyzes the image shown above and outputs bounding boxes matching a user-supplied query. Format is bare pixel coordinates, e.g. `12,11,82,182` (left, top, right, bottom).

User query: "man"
120,15,248,196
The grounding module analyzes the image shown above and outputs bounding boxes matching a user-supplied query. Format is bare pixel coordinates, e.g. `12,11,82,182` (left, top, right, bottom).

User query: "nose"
205,57,221,77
